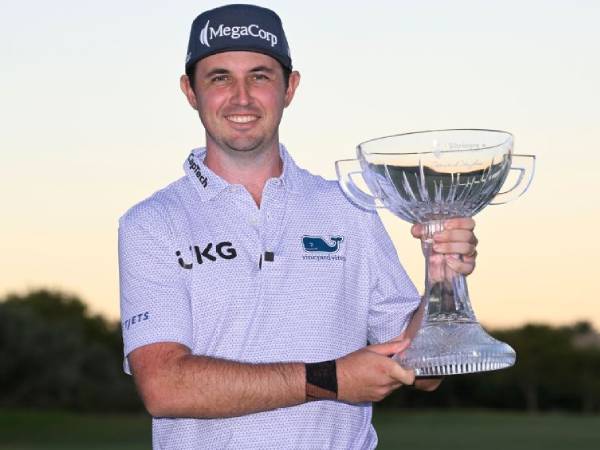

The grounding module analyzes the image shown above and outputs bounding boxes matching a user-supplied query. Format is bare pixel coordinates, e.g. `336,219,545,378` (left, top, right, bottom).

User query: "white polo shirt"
119,145,420,450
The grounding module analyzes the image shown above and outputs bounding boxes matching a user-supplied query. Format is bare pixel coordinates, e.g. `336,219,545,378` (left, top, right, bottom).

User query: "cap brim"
186,47,292,73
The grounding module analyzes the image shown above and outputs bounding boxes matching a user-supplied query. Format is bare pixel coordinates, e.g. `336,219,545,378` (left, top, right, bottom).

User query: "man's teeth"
227,115,258,123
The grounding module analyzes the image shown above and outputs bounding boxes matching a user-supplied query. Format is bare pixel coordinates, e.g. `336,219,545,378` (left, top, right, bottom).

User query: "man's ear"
180,74,198,110
284,70,301,107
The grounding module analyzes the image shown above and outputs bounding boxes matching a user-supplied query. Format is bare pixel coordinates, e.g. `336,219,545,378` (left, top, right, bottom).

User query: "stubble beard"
224,134,267,154
205,116,281,158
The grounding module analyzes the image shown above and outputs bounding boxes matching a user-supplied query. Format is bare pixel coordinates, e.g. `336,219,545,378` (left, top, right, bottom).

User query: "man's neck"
204,142,283,207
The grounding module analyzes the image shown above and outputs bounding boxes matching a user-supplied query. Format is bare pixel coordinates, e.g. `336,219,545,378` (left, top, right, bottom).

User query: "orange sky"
1,1,599,329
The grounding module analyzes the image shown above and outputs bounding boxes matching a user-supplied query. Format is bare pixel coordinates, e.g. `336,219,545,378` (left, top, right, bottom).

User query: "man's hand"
387,333,444,392
411,217,478,276
336,339,415,403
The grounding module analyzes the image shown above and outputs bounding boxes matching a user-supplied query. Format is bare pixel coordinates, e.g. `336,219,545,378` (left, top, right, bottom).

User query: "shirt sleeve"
365,211,421,344
118,200,193,374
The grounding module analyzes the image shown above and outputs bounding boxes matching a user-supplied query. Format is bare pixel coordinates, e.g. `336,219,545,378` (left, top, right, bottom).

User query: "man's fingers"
462,253,477,264
414,377,444,392
411,224,423,239
434,229,477,245
389,363,415,385
433,241,477,256
444,217,475,231
414,219,475,238
368,338,411,356
446,254,476,275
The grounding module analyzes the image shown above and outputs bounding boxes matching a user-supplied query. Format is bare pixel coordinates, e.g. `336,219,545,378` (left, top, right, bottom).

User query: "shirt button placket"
233,188,261,268
264,187,284,263
260,184,273,269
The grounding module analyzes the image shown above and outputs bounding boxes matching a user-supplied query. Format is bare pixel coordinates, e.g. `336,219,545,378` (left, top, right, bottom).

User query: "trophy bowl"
336,129,535,376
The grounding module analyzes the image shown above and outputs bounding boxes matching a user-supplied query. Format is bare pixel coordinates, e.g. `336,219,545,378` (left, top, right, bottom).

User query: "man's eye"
211,75,230,83
252,74,269,81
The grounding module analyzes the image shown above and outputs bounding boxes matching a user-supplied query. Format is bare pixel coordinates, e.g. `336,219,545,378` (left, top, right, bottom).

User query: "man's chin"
223,138,267,154
206,130,277,155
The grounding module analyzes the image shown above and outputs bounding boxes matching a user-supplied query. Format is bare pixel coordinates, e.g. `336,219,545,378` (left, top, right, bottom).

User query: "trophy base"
393,321,516,376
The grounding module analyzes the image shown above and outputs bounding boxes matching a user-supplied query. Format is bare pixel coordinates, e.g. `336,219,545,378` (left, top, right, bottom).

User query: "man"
119,4,478,449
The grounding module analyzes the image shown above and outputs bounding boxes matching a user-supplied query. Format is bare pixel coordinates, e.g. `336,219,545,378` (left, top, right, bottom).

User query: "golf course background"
1,290,599,448
1,409,599,450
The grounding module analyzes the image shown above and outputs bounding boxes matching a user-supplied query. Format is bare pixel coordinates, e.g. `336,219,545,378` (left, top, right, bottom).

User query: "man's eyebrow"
249,65,276,73
203,66,275,78
204,68,230,78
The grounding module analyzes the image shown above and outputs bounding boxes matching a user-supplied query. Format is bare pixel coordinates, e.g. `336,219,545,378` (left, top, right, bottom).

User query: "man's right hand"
336,339,415,403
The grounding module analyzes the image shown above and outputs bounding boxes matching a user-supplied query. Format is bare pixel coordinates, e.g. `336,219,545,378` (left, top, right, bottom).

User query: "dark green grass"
373,409,600,450
0,410,151,450
1,409,598,449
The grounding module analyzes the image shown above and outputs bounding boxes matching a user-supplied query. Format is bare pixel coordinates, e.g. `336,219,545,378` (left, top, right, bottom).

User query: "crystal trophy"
336,129,535,376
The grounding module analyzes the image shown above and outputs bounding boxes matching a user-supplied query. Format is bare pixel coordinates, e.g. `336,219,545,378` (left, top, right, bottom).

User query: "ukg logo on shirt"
176,242,237,269
199,20,278,47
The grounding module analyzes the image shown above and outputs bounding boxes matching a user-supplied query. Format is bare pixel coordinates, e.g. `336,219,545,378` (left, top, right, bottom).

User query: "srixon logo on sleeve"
176,242,237,269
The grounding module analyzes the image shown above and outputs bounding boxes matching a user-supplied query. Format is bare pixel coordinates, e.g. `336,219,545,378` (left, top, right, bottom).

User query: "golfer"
119,4,478,449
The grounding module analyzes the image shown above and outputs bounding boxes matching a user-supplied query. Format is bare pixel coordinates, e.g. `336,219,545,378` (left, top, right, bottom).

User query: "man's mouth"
225,114,259,124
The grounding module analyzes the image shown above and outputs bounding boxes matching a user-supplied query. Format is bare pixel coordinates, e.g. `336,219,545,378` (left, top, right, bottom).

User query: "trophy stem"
394,219,516,376
422,220,476,324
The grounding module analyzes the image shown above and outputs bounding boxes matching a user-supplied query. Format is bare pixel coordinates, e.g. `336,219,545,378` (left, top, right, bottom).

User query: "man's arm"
129,339,415,418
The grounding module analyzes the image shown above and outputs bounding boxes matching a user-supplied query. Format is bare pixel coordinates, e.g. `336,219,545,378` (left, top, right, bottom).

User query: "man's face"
182,51,299,155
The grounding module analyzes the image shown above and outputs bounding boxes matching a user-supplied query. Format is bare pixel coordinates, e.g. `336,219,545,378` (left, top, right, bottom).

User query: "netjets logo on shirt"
122,311,149,330
199,20,279,48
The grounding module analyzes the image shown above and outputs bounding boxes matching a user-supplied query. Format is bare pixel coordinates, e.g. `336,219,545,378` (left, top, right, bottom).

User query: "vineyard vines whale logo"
199,20,278,47
302,236,344,253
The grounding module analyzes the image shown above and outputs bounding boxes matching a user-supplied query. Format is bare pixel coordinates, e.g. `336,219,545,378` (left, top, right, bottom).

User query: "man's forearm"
131,344,306,419
403,297,426,340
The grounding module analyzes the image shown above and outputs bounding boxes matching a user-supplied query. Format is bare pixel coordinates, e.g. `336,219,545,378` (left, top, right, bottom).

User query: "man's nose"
231,81,251,105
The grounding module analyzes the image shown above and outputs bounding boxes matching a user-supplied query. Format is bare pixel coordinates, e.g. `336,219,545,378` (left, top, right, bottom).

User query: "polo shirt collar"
183,144,302,202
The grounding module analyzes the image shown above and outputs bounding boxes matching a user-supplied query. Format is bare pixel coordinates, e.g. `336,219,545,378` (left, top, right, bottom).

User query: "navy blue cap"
185,4,292,73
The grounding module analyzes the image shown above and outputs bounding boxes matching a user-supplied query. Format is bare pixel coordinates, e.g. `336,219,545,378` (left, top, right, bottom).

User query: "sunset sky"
2,0,599,330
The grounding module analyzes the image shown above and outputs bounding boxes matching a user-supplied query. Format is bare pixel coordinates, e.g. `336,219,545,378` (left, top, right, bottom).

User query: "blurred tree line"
1,289,599,413
0,289,141,411
384,322,600,413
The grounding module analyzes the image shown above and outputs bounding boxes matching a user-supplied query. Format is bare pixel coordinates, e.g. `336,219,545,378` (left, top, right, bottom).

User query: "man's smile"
225,114,260,124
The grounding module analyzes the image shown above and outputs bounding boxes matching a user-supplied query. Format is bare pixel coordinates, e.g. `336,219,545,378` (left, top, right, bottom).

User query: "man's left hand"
411,217,478,276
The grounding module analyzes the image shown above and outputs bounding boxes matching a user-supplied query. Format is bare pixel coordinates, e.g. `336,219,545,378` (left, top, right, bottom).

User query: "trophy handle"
335,158,382,210
490,154,536,205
